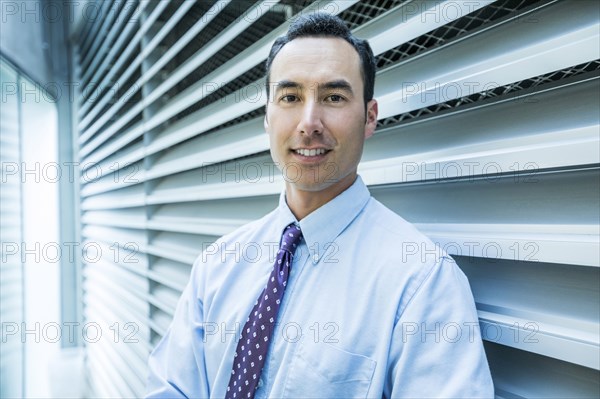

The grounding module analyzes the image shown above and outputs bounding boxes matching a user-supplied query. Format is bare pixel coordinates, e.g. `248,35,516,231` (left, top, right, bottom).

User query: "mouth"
292,148,331,158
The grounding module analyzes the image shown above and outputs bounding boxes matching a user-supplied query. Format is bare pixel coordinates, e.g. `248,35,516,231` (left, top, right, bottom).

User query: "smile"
294,148,329,156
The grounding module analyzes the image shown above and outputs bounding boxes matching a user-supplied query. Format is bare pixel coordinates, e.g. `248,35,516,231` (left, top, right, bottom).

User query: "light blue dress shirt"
146,176,494,398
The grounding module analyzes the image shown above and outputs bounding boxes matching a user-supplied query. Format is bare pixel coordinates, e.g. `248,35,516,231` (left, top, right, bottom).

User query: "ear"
364,99,378,139
264,101,270,130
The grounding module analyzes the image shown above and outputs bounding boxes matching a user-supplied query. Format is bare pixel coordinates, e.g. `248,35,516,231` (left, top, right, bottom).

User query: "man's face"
265,37,378,195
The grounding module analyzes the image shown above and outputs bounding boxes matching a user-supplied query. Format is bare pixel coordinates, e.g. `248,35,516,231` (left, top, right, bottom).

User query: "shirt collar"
276,175,371,265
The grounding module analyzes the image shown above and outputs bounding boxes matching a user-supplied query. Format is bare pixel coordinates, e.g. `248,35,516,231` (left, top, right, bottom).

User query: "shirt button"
312,254,319,264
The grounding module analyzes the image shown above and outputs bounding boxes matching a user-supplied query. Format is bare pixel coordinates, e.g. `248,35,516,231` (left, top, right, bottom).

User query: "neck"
285,174,357,220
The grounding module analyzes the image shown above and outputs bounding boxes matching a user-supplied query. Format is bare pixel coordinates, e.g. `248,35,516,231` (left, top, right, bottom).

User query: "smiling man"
146,12,493,399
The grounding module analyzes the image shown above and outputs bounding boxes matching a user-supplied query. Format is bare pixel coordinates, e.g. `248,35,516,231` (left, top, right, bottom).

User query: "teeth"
296,148,326,156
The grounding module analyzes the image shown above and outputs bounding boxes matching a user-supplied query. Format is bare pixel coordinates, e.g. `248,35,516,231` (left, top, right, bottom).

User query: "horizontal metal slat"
0,265,22,287
0,342,22,360
82,224,147,247
80,239,149,276
146,117,266,182
478,310,599,370
147,258,191,293
147,231,213,265
79,0,195,133
149,308,172,337
84,299,151,356
79,135,145,184
83,302,150,349
80,0,140,86
147,195,276,236
355,0,493,54
79,0,123,73
82,0,276,153
77,0,113,60
375,0,600,118
485,341,600,397
86,341,142,397
79,0,152,88
148,284,180,317
87,355,121,398
0,301,22,320
82,296,149,343
363,75,600,176
1,190,21,206
0,212,21,233
146,216,242,237
86,259,148,297
84,270,148,317
81,183,146,210
371,168,600,225
145,246,196,266
0,129,19,146
82,208,147,230
418,223,600,266
78,0,167,118
80,161,145,197
148,154,284,205
146,219,243,238
460,253,599,368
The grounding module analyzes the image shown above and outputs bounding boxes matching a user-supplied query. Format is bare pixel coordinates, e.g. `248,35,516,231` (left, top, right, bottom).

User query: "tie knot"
280,223,302,253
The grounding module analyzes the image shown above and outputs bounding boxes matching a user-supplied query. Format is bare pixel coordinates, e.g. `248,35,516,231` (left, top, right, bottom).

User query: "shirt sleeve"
145,260,209,398
385,256,494,398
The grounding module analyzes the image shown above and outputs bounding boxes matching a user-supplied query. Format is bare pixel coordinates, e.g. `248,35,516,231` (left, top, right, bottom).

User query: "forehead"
270,37,363,87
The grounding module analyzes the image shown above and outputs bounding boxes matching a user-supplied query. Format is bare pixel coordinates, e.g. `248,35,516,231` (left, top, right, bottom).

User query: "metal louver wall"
72,0,600,397
0,59,24,399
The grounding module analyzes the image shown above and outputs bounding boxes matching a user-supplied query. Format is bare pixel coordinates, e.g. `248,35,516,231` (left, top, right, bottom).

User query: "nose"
297,101,323,136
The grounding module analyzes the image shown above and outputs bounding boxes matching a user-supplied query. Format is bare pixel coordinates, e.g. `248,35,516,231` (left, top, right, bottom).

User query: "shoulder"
357,197,443,257
189,208,279,274
187,208,281,296
206,208,280,257
352,198,460,313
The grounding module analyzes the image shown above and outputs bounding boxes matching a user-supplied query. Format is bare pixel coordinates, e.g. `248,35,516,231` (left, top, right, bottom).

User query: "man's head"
265,12,376,109
264,12,378,218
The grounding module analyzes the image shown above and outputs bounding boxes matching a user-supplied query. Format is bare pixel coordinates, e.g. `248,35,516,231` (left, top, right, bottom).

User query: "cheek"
268,116,295,145
328,106,364,129
267,130,287,163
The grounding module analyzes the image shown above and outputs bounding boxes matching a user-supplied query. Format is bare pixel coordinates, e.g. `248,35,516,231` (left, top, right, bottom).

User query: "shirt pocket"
282,340,376,398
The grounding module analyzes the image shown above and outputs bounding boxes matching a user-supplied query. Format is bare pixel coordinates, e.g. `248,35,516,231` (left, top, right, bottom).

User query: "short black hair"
265,12,376,108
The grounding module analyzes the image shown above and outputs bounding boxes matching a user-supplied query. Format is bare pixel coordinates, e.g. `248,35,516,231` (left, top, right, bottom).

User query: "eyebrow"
272,79,354,95
319,80,353,95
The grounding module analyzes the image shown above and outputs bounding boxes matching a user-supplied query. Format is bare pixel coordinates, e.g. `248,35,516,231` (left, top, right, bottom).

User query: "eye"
280,94,299,103
325,94,345,103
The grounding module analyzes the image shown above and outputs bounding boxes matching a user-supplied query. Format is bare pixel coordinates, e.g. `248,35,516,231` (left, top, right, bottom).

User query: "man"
146,12,494,398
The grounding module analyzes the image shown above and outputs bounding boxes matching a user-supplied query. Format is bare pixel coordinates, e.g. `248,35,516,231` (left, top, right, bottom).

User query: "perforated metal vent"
376,0,544,69
378,59,600,127
340,0,408,29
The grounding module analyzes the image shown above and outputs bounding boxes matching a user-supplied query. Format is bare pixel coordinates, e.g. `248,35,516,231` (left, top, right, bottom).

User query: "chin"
289,180,336,192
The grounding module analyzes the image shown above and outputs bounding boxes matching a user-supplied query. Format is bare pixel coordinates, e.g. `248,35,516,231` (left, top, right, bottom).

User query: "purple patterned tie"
225,223,302,399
